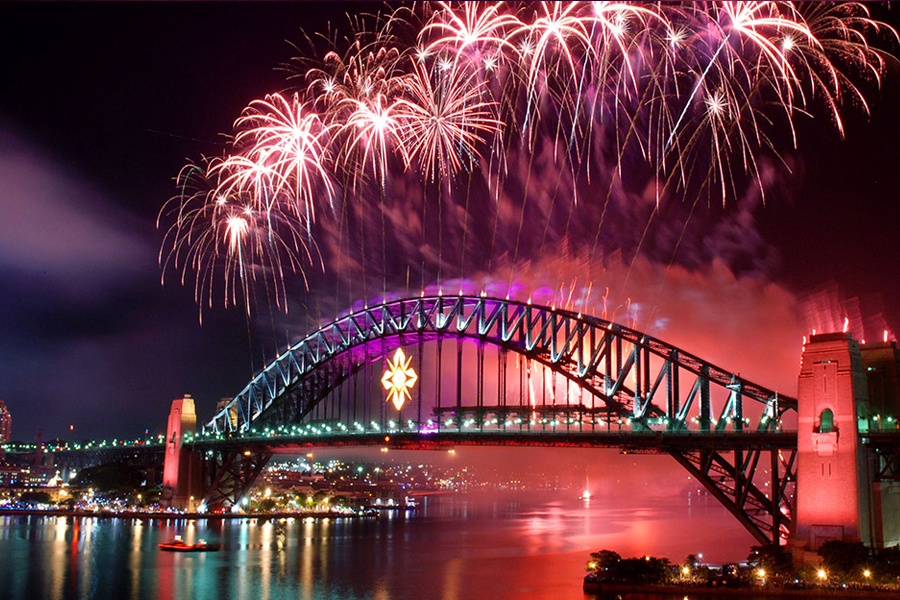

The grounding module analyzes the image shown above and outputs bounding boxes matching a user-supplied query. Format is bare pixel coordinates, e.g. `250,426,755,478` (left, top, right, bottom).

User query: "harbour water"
0,491,756,600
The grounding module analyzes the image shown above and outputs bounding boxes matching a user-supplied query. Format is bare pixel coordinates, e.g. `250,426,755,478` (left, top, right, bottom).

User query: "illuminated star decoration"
381,348,418,410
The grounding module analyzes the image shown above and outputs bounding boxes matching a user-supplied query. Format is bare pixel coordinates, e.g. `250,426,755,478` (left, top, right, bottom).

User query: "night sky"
1,2,899,443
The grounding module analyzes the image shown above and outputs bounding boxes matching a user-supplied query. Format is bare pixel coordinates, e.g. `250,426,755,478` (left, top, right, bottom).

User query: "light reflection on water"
0,492,755,600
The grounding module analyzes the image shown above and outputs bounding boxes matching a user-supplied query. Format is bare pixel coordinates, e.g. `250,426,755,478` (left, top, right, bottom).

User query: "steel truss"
867,433,900,482
201,446,273,510
203,295,798,542
52,446,165,471
209,296,795,433
668,446,796,545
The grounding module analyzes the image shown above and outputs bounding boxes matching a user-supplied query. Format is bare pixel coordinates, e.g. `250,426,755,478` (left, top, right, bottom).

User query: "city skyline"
1,2,899,443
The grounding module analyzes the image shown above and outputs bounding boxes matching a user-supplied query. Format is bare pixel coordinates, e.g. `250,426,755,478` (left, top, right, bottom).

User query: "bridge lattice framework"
199,295,797,545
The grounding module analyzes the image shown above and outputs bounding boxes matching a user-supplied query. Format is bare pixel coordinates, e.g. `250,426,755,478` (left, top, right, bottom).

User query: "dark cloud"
0,129,151,283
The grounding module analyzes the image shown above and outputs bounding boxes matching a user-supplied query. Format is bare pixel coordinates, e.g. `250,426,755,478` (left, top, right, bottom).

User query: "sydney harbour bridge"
40,295,900,554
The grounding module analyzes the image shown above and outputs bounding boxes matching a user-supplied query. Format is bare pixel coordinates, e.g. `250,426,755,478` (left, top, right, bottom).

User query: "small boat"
580,471,592,501
158,536,219,552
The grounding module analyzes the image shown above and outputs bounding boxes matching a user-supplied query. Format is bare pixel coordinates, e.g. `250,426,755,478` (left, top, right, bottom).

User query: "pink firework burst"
232,93,335,225
396,57,504,180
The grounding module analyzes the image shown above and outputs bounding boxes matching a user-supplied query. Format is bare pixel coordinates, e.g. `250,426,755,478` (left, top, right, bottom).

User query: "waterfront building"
0,400,11,443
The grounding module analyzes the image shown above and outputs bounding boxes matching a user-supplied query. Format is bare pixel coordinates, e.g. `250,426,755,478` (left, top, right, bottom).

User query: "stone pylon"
792,333,872,561
162,395,200,510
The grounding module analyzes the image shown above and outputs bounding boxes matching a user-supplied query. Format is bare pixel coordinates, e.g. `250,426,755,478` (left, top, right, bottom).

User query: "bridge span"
153,295,797,547
36,295,900,557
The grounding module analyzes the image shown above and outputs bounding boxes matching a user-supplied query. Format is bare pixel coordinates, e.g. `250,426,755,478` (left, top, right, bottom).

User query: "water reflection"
0,492,755,600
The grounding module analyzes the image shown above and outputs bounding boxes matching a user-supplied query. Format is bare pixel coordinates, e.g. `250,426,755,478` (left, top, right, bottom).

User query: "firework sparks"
159,158,316,320
231,93,334,224
339,94,408,189
159,1,897,316
396,58,504,179
422,1,522,64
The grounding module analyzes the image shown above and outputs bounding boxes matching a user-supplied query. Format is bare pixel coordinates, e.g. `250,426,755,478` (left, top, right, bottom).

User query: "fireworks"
159,158,317,320
228,93,334,224
396,57,504,179
159,1,897,316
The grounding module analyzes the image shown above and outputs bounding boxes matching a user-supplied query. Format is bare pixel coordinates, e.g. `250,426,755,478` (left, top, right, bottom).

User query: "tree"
18,491,52,505
613,557,672,584
818,541,870,579
748,544,793,577
587,549,621,573
873,545,900,581
74,462,146,497
258,497,277,512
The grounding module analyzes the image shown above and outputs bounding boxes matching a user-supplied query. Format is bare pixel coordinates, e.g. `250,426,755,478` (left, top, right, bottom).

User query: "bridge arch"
201,296,797,545
209,296,794,434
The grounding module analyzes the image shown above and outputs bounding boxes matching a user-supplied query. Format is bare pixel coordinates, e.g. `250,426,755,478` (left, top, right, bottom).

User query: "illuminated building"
0,400,11,443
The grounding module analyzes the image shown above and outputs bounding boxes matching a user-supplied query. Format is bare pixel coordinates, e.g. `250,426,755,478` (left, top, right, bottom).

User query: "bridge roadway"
4,429,795,470
186,429,797,453
34,428,900,467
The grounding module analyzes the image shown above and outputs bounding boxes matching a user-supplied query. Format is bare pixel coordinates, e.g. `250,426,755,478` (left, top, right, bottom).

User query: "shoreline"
0,508,363,520
585,582,900,599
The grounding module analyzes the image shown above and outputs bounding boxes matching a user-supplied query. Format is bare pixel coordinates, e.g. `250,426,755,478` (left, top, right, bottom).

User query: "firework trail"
159,1,897,319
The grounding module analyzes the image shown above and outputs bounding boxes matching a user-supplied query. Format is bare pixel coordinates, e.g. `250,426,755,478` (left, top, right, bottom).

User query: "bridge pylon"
162,395,201,510
792,333,900,561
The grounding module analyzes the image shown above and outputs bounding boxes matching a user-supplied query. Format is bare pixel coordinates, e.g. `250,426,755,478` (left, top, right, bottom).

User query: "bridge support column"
871,480,900,548
202,447,272,511
861,341,900,548
162,395,201,511
792,333,873,561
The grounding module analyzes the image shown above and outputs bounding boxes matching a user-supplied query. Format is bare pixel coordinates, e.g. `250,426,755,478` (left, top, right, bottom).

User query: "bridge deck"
188,430,797,453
